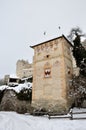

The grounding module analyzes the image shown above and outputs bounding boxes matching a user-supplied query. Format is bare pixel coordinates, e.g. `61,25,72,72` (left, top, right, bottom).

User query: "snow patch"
0,109,86,130
0,82,32,93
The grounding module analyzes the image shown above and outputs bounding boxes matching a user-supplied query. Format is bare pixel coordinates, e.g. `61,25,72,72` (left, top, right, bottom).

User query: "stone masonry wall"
32,36,73,113
16,59,33,78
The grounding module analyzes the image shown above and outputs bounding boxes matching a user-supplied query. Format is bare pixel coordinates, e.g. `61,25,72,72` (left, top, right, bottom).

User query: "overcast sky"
0,0,86,78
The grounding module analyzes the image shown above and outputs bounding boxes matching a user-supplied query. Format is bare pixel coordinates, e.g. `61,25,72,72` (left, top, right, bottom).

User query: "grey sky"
0,0,86,78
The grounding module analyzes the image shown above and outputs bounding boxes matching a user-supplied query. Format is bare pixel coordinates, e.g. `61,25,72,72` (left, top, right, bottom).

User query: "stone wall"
16,59,33,78
31,36,73,113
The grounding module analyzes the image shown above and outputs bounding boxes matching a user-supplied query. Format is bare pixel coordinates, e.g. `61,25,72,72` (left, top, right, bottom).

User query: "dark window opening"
46,55,49,58
68,70,71,74
9,78,17,82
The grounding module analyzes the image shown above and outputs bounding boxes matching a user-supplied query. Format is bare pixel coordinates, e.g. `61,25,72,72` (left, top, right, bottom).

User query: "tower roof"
30,35,73,48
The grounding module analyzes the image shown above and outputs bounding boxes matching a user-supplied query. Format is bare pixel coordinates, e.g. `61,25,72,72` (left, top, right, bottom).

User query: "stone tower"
16,60,33,78
31,35,73,113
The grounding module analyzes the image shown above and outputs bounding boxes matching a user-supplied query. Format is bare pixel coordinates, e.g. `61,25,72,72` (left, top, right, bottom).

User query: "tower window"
67,67,71,75
46,55,49,58
44,68,51,78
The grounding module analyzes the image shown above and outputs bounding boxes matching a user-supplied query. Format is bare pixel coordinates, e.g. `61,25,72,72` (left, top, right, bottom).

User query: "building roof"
10,74,20,79
30,35,73,48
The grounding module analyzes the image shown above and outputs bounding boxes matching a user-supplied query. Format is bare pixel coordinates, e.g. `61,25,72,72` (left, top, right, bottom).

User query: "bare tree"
68,26,85,43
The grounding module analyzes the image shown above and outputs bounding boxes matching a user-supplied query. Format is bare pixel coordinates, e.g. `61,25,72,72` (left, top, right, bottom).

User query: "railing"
32,109,86,120
71,111,86,120
32,111,71,119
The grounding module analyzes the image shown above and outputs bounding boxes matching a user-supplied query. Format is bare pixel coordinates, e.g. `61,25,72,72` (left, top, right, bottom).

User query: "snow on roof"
10,74,20,79
0,82,32,93
12,83,32,93
21,76,33,80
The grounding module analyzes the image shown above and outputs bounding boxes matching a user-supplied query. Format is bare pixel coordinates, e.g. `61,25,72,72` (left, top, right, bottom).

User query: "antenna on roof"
58,26,63,36
43,31,46,35
58,26,61,30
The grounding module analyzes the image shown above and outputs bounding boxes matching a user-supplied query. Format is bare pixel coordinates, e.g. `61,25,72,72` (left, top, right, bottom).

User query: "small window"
46,55,49,58
67,67,71,75
68,69,71,74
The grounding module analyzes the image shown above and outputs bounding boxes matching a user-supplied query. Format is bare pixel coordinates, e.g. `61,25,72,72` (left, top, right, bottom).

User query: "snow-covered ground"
0,108,86,130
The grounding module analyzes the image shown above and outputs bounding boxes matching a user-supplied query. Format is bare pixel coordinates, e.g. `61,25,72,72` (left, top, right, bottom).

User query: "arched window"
44,62,51,78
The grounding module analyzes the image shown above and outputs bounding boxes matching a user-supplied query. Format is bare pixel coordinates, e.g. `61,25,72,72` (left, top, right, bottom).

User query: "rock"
0,89,32,114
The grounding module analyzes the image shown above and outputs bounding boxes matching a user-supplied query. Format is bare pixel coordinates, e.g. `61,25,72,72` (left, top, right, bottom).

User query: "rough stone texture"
31,36,73,113
32,99,69,114
0,90,32,114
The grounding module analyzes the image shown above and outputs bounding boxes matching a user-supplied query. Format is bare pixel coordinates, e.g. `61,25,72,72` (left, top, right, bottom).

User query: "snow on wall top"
0,82,32,93
10,74,20,79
